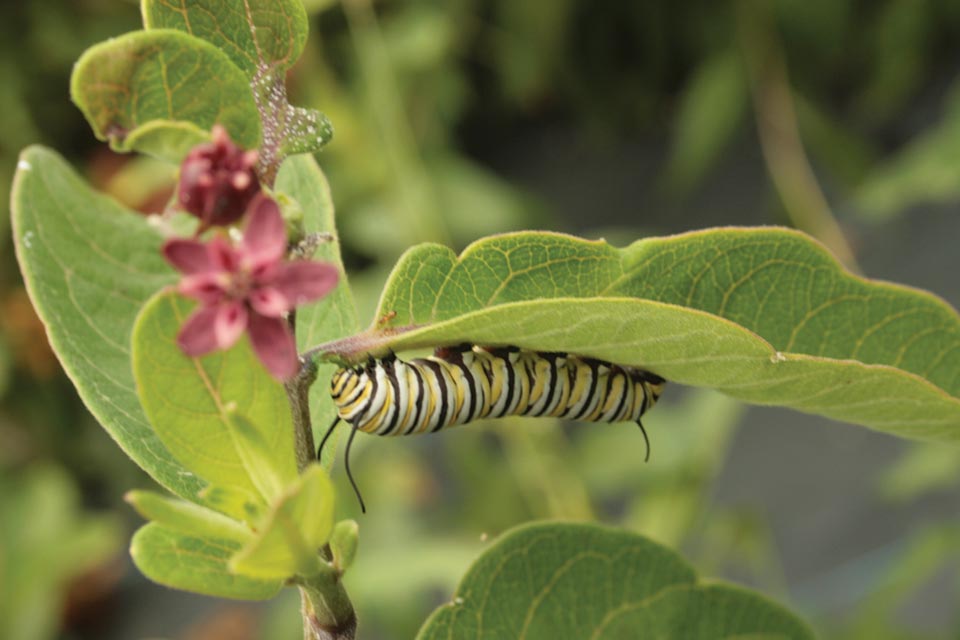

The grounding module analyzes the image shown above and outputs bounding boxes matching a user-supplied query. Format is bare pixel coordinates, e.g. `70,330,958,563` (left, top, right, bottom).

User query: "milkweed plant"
10,2,960,639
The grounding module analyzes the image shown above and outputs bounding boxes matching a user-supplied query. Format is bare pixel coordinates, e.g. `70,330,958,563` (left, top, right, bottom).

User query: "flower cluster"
178,125,260,231
164,128,338,380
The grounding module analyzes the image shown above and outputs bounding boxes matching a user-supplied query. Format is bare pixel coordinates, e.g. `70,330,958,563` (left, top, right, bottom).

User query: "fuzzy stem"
737,0,860,272
285,353,319,472
285,337,355,638
297,570,357,640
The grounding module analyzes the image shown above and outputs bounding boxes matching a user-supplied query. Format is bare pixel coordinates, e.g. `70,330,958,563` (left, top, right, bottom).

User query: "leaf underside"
362,229,960,440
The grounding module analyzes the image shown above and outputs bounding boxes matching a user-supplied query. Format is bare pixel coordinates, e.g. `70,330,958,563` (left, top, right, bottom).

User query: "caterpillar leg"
344,423,366,513
317,416,341,461
636,420,651,463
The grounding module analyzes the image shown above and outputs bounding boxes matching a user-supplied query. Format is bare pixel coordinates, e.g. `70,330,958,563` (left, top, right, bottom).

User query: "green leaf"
198,484,264,523
230,464,336,580
663,49,748,193
125,490,253,542
361,229,960,440
141,1,330,159
132,291,297,495
416,522,813,640
131,522,282,600
142,0,309,77
122,119,211,162
11,146,201,498
70,29,260,161
275,155,360,463
226,412,298,502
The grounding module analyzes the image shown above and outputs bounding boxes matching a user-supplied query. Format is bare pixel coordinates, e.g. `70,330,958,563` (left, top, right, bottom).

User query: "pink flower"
178,125,260,231
163,195,339,380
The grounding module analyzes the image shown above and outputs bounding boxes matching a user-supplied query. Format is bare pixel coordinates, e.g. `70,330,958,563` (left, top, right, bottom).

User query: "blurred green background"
2,1,960,638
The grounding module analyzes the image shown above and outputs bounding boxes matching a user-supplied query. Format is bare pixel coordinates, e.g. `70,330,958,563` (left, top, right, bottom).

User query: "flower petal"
213,300,248,350
176,306,221,356
267,261,339,307
208,237,240,274
247,313,298,380
163,238,215,274
179,272,227,305
248,286,290,317
242,196,287,268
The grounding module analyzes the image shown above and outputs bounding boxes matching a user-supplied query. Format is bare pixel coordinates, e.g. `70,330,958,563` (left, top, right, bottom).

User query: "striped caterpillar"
319,345,666,511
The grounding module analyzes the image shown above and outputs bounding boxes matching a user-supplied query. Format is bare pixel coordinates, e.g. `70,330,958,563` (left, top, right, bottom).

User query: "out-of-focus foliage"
881,443,960,502
663,49,748,194
290,0,960,279
0,465,121,640
857,81,960,218
835,523,960,640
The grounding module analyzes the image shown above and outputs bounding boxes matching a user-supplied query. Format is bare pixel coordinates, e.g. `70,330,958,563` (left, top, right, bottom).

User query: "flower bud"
329,519,359,573
178,125,260,230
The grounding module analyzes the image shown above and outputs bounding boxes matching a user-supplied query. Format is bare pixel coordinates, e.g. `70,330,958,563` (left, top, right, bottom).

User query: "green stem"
286,353,319,472
736,0,860,273
297,568,357,640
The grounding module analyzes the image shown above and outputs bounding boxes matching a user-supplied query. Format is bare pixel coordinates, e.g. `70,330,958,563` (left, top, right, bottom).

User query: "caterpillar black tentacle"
343,422,365,514
319,345,666,512
636,420,651,463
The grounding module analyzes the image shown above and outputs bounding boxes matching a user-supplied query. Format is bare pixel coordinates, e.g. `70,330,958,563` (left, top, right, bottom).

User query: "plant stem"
286,353,319,472
736,0,860,273
297,569,357,640
284,343,356,638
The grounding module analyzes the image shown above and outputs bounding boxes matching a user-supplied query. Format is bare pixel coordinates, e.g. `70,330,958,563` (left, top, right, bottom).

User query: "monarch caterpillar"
318,345,666,512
